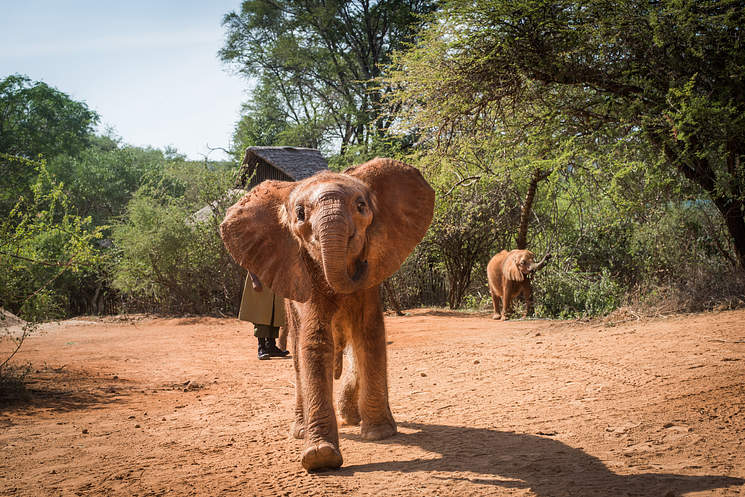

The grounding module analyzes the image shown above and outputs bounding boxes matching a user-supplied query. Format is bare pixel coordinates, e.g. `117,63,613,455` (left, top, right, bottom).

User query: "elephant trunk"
530,252,552,273
317,201,368,294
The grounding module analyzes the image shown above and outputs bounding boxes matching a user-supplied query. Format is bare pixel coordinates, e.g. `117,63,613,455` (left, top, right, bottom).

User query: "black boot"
257,337,270,360
266,338,290,357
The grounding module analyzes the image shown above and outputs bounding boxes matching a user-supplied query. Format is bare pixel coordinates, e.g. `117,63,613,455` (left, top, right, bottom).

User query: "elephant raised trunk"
529,252,552,273
317,200,369,294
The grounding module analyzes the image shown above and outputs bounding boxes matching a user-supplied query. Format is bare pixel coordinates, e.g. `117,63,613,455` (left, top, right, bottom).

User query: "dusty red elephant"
220,158,434,471
487,249,551,320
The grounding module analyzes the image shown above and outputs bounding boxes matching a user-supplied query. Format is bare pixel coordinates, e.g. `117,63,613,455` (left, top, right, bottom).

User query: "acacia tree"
387,0,745,269
220,0,437,154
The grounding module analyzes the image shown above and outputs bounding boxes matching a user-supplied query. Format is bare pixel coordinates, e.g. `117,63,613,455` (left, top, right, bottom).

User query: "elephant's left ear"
345,158,435,286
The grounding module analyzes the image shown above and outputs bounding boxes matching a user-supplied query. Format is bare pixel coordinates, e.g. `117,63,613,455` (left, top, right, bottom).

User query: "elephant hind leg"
333,328,346,380
337,346,361,426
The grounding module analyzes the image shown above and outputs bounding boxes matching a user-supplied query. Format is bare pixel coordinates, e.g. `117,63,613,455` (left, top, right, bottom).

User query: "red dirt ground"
1,309,744,496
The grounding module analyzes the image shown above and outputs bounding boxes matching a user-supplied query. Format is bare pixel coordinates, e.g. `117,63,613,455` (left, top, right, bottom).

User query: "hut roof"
241,146,328,182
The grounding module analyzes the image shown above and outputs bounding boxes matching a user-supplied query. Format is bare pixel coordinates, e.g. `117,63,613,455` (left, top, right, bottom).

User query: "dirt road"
1,309,744,496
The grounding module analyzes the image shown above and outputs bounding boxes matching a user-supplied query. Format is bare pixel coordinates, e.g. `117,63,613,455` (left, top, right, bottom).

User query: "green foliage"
47,134,177,228
0,75,100,217
534,267,624,319
0,155,106,320
386,0,745,268
230,77,327,159
326,134,414,172
389,241,448,309
424,175,521,309
0,74,99,159
110,163,245,315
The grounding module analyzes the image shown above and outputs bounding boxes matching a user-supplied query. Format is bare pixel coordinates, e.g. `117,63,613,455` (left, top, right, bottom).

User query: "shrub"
534,267,624,319
110,163,245,315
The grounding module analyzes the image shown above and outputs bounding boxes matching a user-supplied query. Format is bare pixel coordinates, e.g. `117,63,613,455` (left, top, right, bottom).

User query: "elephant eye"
295,205,305,222
356,199,367,213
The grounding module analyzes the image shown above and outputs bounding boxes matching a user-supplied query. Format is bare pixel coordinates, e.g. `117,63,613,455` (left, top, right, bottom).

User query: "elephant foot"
491,313,500,320
500,315,509,321
301,442,343,471
339,407,361,426
291,421,305,439
338,397,361,426
360,418,397,441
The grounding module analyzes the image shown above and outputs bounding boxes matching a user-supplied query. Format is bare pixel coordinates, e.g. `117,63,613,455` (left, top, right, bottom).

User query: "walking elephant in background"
487,249,551,321
220,158,434,471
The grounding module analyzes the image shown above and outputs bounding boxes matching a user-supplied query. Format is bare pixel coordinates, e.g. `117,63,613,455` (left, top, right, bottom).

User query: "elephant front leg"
297,323,343,471
490,290,501,320
287,303,305,440
353,299,396,441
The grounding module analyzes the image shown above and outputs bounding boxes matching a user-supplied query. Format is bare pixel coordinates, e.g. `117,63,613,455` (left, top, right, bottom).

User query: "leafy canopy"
386,0,745,267
0,74,99,159
220,0,438,154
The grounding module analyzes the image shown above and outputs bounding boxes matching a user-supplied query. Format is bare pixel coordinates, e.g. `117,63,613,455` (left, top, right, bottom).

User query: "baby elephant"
220,158,434,471
487,249,551,320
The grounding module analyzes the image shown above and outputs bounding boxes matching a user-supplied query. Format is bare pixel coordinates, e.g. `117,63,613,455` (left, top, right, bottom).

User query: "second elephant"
487,249,551,320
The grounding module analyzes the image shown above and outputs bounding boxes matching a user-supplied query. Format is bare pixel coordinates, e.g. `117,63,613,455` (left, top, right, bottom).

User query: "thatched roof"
237,146,328,189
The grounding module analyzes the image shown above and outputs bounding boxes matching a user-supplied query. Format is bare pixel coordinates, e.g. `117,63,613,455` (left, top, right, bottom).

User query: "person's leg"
266,326,290,357
254,324,273,360
265,303,289,357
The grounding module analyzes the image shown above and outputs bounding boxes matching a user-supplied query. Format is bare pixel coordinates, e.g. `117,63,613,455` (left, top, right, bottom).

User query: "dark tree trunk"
661,139,745,271
712,196,745,271
516,168,550,250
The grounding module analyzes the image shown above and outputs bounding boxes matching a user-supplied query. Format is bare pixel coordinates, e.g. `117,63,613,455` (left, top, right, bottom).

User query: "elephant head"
219,158,435,301
507,250,552,281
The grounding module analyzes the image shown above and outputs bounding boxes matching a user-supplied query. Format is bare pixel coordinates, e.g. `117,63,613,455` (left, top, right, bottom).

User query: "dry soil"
1,309,744,496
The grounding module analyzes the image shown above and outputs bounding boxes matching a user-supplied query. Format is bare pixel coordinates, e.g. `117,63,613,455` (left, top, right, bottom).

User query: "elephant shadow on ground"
338,422,743,496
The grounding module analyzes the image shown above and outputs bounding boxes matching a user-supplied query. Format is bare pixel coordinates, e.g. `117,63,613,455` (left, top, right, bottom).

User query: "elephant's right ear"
507,252,525,282
220,180,311,302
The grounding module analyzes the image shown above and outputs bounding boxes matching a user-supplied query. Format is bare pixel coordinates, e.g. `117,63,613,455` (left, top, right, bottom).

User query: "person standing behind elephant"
239,271,289,360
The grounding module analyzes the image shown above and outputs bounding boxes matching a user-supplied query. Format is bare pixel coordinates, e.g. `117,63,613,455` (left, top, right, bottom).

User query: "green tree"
0,154,105,320
0,74,99,217
427,176,521,308
231,78,325,159
220,0,438,154
110,162,245,315
47,135,177,227
387,0,745,268
0,74,99,158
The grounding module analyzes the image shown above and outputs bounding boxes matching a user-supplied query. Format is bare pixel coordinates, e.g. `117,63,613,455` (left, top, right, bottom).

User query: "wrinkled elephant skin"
220,158,434,471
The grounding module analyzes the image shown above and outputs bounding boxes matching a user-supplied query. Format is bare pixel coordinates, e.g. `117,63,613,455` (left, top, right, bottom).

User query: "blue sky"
0,1,249,160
